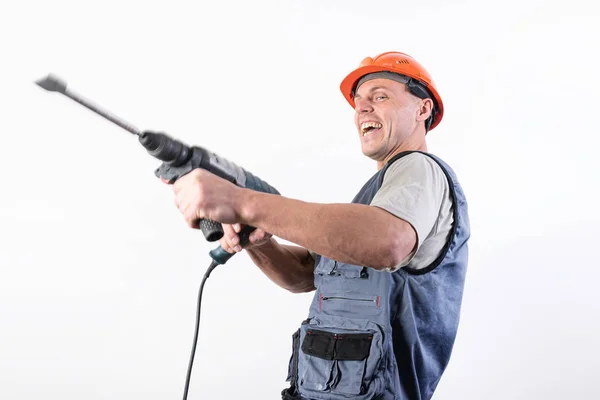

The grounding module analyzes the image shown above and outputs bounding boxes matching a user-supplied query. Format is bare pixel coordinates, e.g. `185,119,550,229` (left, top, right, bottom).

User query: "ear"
416,98,434,123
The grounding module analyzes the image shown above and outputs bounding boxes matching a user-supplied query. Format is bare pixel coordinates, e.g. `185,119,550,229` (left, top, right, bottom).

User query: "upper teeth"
361,122,382,135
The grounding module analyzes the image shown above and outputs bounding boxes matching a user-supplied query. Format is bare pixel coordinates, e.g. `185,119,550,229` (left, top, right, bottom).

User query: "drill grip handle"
198,219,224,242
145,133,279,264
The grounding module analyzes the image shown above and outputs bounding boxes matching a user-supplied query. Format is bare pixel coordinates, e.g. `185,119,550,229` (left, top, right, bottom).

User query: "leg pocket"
300,329,335,391
297,320,383,399
286,328,300,385
330,332,373,395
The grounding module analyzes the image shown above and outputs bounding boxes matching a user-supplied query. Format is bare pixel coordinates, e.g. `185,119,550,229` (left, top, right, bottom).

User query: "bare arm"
245,239,316,293
218,223,316,293
170,168,416,288
237,191,416,271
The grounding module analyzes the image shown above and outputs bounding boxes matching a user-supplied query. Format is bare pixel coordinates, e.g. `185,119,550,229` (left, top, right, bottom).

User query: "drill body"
139,131,280,264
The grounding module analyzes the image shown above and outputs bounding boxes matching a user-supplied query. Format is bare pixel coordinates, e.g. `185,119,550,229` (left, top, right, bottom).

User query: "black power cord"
182,260,220,400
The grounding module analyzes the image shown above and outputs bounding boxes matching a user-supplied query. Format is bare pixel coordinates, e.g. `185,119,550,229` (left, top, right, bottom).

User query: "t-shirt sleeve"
369,153,447,270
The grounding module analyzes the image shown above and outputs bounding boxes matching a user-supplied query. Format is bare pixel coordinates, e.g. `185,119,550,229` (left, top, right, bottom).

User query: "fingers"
220,224,243,253
174,195,200,229
164,171,260,250
172,179,203,229
248,228,273,247
219,224,271,252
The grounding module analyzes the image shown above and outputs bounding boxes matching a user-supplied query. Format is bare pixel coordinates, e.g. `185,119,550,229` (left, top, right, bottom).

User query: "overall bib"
282,151,470,400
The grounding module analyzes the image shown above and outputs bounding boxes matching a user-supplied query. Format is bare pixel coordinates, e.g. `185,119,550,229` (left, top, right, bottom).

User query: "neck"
377,139,428,170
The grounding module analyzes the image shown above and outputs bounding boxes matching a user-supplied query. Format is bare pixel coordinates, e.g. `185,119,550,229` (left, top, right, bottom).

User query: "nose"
354,96,374,113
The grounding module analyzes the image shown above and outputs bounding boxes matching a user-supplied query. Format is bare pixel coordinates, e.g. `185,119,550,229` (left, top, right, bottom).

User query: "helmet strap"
405,78,436,133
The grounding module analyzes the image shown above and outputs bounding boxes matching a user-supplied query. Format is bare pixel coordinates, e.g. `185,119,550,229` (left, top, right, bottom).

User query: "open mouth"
361,121,382,136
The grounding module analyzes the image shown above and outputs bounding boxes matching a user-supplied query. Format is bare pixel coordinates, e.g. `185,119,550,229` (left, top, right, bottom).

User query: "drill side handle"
208,224,256,264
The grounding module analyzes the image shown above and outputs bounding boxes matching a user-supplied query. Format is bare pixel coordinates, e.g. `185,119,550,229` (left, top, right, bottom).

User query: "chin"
360,147,377,160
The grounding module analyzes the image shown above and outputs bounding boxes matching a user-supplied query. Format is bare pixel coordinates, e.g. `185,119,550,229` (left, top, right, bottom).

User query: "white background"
1,1,599,399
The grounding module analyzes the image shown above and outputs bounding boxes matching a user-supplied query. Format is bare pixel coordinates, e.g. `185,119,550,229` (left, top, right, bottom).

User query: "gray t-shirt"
370,152,454,271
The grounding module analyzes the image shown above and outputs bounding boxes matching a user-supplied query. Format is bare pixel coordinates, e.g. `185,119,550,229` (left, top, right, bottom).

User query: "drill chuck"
139,131,191,166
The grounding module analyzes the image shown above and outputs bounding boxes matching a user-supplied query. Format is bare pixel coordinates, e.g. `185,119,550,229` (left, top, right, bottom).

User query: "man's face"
353,78,423,165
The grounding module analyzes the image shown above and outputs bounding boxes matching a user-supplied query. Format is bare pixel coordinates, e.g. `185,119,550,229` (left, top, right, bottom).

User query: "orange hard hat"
340,51,444,131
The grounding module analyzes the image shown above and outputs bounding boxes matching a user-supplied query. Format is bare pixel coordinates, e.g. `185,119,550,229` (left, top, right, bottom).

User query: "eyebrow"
367,86,390,92
354,86,390,98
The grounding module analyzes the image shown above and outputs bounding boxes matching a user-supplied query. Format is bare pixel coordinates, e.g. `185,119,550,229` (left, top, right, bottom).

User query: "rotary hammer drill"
35,74,281,399
35,73,280,267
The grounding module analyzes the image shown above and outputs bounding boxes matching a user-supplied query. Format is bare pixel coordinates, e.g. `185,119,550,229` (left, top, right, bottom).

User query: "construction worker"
169,51,470,400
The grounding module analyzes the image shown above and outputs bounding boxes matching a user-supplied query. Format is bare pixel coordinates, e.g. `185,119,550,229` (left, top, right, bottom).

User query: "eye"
375,94,387,101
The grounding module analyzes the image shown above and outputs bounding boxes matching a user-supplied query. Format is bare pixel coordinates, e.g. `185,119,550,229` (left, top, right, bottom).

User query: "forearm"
238,191,416,270
245,238,315,293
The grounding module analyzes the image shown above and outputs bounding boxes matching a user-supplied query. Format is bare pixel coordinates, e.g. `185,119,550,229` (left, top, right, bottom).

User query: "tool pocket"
315,258,337,275
315,257,368,279
285,328,301,387
296,317,384,399
319,292,381,318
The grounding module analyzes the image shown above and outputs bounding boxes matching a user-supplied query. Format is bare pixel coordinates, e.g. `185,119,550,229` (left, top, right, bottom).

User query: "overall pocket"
318,292,382,321
315,258,368,279
286,328,301,387
297,317,385,399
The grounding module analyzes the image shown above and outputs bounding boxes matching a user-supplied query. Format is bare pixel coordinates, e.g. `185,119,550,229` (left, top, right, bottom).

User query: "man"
169,52,470,400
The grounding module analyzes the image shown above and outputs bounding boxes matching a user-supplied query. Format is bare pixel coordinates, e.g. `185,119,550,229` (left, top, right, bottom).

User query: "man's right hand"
219,223,273,253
